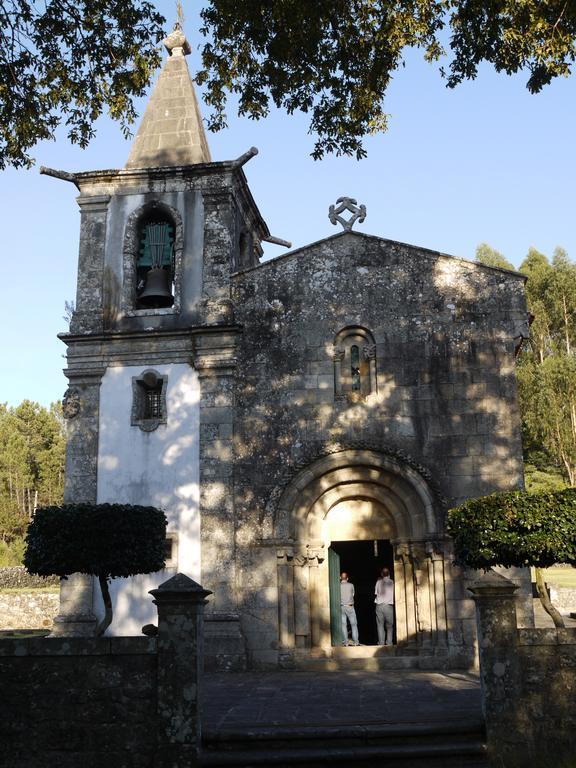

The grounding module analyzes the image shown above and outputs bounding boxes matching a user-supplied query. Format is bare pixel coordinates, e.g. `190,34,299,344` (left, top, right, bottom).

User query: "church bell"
138,267,174,308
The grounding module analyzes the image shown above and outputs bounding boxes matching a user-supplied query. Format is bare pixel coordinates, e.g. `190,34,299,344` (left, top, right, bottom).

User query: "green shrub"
24,504,167,634
447,487,576,570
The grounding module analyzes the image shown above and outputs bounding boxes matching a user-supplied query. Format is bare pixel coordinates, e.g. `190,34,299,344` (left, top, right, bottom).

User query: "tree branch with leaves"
197,0,576,159
0,0,165,169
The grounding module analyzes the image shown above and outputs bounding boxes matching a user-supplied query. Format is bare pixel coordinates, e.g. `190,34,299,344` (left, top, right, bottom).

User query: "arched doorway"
325,498,395,646
271,449,454,655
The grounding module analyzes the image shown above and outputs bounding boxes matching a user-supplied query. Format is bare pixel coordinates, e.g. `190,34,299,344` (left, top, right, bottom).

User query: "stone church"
49,25,532,669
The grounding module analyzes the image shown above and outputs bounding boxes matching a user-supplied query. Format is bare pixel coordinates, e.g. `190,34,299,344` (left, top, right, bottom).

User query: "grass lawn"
0,629,50,639
534,565,576,587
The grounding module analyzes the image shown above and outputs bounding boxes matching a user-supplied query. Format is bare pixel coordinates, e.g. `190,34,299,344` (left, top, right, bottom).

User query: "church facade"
50,25,532,669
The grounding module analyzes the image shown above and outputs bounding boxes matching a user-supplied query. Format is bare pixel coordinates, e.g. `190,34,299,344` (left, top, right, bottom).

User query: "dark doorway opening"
329,539,394,646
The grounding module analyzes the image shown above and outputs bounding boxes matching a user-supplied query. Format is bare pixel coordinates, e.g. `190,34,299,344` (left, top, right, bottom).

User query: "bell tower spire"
125,22,211,169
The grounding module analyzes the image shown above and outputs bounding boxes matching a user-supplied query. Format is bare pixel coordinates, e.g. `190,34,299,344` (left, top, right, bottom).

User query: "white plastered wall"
95,363,200,634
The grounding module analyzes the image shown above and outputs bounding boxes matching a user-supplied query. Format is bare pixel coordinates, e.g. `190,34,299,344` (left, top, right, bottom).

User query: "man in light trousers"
340,571,359,646
375,567,395,645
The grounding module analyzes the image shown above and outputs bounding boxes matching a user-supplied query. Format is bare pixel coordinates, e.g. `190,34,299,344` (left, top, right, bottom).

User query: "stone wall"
0,566,58,589
232,232,528,513
1,636,157,767
549,584,576,615
0,573,209,768
0,591,59,630
470,572,576,767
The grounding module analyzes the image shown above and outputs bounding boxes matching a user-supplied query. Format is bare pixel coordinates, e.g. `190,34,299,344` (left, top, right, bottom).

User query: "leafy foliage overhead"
0,0,165,169
198,0,576,158
447,488,576,570
24,503,167,579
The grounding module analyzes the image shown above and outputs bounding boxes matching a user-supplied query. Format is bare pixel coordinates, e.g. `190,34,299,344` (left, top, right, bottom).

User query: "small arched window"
135,215,175,309
350,345,361,391
333,327,377,400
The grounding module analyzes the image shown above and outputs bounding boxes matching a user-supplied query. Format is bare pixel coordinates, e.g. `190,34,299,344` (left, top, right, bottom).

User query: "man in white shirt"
340,571,360,646
374,567,394,645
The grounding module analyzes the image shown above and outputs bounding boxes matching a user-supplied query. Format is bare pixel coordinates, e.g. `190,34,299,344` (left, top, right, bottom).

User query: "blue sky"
1,2,575,408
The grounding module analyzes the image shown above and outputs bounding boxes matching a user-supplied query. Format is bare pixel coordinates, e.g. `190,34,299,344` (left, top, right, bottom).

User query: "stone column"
412,544,433,648
50,367,105,637
276,548,295,649
427,541,448,647
468,571,520,766
333,347,345,396
201,191,235,316
393,545,408,644
70,195,110,335
309,546,329,647
192,328,240,613
363,343,377,394
308,554,325,648
150,573,212,768
293,558,311,647
398,545,417,647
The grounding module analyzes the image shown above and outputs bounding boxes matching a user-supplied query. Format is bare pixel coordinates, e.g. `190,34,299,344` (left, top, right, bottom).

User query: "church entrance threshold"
329,539,393,646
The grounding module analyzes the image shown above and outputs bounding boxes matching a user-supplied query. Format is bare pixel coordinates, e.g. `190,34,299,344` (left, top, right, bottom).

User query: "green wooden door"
328,547,342,646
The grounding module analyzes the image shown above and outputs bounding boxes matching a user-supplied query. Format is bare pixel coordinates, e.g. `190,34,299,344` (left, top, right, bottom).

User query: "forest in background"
0,245,574,565
476,244,576,492
0,402,65,565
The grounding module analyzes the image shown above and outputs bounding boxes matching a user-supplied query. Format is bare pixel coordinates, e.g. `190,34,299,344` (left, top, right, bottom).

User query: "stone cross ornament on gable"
329,197,367,231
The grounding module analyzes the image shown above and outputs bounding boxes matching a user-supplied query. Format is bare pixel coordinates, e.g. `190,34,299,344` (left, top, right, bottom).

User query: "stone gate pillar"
468,571,520,765
151,573,212,767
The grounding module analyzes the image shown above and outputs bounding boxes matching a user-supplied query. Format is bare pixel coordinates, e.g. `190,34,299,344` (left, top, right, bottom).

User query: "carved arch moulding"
263,439,447,536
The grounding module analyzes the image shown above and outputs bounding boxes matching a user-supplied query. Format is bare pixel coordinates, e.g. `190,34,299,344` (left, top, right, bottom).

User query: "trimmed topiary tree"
447,487,576,628
24,503,167,635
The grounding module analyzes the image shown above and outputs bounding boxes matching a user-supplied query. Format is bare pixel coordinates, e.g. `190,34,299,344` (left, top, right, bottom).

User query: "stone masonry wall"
514,629,576,760
0,591,59,630
0,567,58,589
471,574,576,767
232,232,528,515
0,573,208,768
0,636,157,768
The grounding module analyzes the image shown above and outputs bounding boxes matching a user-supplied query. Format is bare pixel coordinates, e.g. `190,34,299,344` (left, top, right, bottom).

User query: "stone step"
201,719,488,767
291,647,456,671
199,742,488,767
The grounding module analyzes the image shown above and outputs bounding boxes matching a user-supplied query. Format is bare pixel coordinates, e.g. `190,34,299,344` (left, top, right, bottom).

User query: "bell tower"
47,23,271,639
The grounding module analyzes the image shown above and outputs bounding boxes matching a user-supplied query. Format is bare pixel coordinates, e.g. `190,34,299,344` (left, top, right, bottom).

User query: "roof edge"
233,230,527,281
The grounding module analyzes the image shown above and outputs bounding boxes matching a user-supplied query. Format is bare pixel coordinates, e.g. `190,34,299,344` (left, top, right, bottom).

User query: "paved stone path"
203,670,482,732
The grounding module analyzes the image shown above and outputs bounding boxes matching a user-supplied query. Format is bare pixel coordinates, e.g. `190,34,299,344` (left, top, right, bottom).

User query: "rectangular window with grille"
131,371,167,431
144,387,163,419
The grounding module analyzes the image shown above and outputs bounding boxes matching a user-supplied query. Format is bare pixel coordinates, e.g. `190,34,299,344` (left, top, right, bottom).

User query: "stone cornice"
59,324,243,345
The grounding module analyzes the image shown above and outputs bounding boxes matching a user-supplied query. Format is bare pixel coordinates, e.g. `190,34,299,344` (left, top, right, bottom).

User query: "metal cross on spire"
328,197,367,232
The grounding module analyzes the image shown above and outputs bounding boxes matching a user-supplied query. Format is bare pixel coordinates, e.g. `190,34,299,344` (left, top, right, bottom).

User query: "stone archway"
270,449,453,654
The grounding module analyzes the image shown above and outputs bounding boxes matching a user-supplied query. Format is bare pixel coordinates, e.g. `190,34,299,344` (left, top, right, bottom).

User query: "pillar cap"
467,569,519,598
150,572,212,603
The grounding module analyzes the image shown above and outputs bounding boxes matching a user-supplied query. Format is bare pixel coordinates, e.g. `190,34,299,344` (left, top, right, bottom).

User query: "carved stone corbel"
62,387,82,419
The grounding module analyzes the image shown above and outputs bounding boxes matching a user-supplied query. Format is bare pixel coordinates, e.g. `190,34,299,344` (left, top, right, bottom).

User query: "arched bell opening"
120,200,184,317
135,212,176,309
